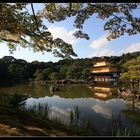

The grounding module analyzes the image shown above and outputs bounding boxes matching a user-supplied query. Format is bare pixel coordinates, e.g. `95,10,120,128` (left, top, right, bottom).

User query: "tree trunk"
132,100,135,110
138,80,140,90
131,79,135,91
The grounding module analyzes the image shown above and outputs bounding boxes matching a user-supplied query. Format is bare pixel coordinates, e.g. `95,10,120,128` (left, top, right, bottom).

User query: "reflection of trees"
120,98,140,135
0,83,121,99
24,84,94,99
0,84,94,99
53,85,93,99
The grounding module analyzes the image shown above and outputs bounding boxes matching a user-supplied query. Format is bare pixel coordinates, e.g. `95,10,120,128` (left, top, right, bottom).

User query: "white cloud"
89,49,114,57
48,26,78,45
91,103,112,119
120,49,125,54
89,35,114,57
90,35,109,49
124,42,140,54
50,106,71,117
0,43,10,58
98,49,114,56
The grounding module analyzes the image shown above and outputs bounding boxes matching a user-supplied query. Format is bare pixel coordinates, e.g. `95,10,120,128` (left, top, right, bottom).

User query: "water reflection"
24,96,128,135
91,103,112,119
1,82,140,135
120,99,140,136
89,82,118,101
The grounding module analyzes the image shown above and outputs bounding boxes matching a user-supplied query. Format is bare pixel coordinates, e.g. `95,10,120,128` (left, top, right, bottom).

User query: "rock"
50,86,59,92
50,86,55,92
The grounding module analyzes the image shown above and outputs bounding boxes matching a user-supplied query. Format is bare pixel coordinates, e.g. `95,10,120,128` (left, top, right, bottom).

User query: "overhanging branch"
31,3,43,35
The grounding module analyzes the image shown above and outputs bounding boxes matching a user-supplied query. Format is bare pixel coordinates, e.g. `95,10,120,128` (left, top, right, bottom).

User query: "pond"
0,82,140,136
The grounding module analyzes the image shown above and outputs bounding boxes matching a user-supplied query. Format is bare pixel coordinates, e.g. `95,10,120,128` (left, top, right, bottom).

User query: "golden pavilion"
91,57,119,82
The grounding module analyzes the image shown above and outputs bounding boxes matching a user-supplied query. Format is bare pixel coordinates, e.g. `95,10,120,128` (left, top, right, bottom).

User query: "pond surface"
0,82,140,136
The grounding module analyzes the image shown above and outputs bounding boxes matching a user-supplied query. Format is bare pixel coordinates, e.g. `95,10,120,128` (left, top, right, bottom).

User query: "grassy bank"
0,93,96,136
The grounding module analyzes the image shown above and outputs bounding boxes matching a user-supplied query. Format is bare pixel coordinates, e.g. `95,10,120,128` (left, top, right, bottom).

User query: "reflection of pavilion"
89,82,118,100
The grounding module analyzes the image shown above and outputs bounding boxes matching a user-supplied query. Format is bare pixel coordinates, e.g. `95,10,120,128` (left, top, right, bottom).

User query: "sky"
0,3,140,63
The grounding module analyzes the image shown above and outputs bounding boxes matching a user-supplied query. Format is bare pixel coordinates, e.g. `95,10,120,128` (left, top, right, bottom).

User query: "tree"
0,56,16,64
39,3,140,40
0,3,76,58
81,68,91,80
119,52,140,65
0,3,140,58
8,63,29,82
42,68,55,80
120,56,140,91
0,60,8,82
34,69,45,81
50,72,61,81
66,66,81,80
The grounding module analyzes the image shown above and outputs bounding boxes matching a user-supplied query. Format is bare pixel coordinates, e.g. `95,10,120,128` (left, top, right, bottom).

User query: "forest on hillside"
0,51,140,85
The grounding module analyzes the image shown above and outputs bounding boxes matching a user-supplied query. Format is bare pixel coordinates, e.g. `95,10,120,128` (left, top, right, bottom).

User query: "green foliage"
8,92,29,108
0,52,140,84
8,63,28,81
0,3,140,58
112,127,131,136
0,3,77,58
81,68,91,80
40,3,140,41
120,56,140,90
111,111,140,136
119,52,140,65
34,69,45,81
0,56,30,83
50,72,60,81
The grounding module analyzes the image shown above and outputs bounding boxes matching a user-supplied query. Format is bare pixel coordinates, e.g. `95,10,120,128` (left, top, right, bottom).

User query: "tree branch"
92,4,132,26
69,3,72,11
31,3,43,35
1,37,20,43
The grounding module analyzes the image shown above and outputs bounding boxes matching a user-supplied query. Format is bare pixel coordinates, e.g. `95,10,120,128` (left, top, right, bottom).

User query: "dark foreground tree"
0,3,140,58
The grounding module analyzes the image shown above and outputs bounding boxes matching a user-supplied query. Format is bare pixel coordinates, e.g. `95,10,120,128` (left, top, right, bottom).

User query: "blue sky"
0,3,140,62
